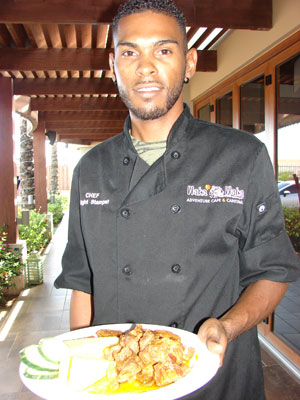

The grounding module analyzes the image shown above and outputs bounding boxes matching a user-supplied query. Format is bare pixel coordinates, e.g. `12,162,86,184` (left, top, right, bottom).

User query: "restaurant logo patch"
186,184,244,205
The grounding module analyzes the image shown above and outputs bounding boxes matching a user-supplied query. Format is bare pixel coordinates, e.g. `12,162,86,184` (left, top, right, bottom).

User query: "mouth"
134,82,164,95
136,87,160,92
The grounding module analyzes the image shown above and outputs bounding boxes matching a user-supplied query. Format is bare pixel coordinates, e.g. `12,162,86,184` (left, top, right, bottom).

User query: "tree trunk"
50,142,59,194
19,118,35,210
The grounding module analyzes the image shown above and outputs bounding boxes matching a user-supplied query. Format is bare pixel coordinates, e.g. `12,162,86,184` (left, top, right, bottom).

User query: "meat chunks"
96,324,195,389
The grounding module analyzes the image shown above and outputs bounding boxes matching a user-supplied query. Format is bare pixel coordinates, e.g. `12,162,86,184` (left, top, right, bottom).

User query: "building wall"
189,0,300,101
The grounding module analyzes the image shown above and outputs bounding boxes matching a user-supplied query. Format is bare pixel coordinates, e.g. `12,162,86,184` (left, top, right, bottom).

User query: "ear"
109,52,116,81
185,47,198,80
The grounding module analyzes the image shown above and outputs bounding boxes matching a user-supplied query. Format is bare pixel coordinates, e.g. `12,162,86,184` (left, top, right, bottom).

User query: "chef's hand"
197,318,228,367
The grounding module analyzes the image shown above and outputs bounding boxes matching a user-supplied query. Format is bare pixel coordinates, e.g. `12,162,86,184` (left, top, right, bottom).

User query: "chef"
54,1,300,399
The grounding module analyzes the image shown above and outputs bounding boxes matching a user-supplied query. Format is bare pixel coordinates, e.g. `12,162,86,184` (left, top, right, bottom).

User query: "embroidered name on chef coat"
80,192,110,206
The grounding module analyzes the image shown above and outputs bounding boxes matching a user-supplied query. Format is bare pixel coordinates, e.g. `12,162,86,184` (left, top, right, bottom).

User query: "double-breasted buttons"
171,264,181,273
123,156,130,165
171,151,181,159
169,321,178,328
120,208,130,218
170,204,181,214
122,265,133,276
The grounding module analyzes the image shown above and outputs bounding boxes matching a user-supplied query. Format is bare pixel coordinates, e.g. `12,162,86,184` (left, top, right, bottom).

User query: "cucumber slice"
24,367,59,380
20,345,59,372
38,337,67,364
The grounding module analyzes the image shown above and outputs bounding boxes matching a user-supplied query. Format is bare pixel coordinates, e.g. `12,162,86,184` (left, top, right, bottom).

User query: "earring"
184,77,189,84
112,77,117,85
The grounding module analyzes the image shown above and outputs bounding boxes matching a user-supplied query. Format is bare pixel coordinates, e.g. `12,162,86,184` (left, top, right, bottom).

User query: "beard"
117,74,185,120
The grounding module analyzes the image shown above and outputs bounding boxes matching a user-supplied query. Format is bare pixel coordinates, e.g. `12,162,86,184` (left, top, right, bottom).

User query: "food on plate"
60,356,115,391
95,324,196,391
19,336,118,384
63,336,119,358
20,324,196,394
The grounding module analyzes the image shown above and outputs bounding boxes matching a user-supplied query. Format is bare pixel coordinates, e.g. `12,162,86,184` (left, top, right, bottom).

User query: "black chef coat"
55,105,300,400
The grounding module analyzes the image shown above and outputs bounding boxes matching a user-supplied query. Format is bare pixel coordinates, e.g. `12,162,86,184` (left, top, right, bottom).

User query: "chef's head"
109,0,197,121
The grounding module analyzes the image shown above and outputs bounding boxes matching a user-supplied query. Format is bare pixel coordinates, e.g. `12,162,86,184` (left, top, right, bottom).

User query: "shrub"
278,171,294,181
48,195,69,226
0,226,24,301
283,207,300,252
18,210,51,254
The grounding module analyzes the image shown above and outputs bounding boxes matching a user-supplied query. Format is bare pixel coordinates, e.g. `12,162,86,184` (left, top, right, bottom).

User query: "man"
55,1,300,399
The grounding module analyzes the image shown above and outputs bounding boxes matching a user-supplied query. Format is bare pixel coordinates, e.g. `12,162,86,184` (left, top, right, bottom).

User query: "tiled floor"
0,214,299,399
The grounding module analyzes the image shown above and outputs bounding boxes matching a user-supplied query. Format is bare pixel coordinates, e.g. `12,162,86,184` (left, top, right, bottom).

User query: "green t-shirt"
131,136,166,166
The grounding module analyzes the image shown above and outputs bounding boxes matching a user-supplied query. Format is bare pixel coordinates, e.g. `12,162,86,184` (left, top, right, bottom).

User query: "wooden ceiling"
0,0,272,145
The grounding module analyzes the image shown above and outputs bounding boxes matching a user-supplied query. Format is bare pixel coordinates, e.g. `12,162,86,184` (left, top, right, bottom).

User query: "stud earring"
184,77,190,84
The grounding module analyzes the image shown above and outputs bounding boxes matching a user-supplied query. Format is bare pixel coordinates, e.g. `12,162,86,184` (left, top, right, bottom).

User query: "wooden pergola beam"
39,110,128,121
0,48,216,72
55,128,121,135
59,134,115,141
46,120,123,129
0,0,272,30
31,96,127,111
57,137,94,145
13,78,118,95
0,48,111,71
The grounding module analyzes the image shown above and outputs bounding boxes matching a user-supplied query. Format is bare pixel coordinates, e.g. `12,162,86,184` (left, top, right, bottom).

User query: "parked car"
278,180,299,208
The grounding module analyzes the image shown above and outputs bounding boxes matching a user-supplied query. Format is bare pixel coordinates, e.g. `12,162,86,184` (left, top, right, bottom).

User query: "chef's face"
110,11,196,120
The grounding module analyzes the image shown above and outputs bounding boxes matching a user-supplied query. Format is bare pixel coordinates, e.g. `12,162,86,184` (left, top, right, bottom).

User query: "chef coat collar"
122,104,193,153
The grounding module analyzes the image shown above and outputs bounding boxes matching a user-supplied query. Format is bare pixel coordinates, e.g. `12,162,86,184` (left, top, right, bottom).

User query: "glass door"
273,53,300,356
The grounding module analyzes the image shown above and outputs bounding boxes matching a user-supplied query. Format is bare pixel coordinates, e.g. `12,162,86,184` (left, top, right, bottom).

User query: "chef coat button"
121,208,130,218
169,322,178,328
123,157,130,165
170,204,181,214
171,264,181,273
171,151,181,159
122,266,133,276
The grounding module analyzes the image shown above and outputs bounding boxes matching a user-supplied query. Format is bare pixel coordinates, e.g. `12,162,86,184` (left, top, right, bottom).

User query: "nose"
136,54,157,77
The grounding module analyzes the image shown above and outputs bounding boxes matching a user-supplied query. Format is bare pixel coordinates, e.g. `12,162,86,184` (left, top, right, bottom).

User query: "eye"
158,48,172,56
122,50,136,57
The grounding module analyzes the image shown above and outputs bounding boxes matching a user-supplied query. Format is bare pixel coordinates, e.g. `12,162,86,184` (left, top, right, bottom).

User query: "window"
240,75,265,135
197,103,210,122
216,91,232,127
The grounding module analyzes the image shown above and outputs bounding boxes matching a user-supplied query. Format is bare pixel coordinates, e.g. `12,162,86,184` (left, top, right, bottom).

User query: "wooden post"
33,119,48,214
0,77,18,243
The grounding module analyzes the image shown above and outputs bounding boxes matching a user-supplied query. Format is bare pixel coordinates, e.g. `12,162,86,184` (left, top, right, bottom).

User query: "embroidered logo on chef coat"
186,184,244,205
80,192,110,207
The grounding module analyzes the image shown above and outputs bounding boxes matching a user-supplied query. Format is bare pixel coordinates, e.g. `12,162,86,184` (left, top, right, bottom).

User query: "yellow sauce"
88,377,159,394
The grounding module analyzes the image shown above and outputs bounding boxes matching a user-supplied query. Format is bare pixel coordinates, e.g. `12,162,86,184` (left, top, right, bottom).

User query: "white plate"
19,323,220,400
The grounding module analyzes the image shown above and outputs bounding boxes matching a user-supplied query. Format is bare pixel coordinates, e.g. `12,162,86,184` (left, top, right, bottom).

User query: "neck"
130,99,184,142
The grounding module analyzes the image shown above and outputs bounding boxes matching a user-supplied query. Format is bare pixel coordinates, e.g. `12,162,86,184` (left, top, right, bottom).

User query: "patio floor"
0,214,299,399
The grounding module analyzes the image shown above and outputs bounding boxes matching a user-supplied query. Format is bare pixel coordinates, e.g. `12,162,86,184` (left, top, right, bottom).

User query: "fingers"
197,318,228,367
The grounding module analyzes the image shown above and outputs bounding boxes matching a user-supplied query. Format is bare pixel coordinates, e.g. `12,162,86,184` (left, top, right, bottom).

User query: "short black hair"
112,0,187,46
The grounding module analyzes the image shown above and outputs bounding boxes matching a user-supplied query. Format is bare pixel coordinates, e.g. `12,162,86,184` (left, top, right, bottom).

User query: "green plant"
48,195,69,226
278,171,294,181
0,225,24,301
283,207,300,252
18,210,51,254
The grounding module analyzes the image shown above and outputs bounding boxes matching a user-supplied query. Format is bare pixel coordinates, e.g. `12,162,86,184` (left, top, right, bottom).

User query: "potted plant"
0,226,25,301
